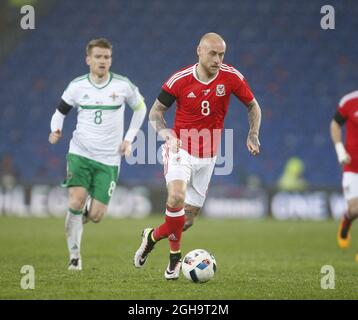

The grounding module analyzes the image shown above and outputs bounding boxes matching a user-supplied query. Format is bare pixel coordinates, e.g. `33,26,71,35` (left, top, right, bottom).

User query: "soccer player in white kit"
49,39,146,270
331,91,358,262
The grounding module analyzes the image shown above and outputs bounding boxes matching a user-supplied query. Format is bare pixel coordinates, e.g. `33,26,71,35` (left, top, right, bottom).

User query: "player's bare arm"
330,119,351,165
149,99,181,152
246,98,261,156
149,99,171,138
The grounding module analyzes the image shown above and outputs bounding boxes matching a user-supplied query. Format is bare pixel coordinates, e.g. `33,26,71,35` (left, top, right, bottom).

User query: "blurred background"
0,0,357,219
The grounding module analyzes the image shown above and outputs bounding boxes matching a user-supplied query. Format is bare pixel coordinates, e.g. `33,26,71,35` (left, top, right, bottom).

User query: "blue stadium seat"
0,0,357,188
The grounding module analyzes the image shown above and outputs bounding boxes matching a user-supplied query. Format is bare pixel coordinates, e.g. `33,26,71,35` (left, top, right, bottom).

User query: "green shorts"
62,153,119,205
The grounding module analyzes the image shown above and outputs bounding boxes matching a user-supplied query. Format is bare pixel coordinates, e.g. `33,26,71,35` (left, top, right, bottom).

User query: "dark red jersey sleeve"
161,65,194,98
232,76,255,106
337,100,349,118
162,80,177,97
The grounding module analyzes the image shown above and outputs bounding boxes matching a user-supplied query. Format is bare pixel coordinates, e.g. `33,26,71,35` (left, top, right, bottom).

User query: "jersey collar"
193,63,220,85
87,72,113,89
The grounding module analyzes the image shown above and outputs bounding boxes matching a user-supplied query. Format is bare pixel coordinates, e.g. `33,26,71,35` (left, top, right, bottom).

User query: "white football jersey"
62,72,144,166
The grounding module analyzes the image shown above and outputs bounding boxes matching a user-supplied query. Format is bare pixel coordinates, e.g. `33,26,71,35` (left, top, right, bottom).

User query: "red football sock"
152,206,185,251
165,206,185,252
153,222,168,241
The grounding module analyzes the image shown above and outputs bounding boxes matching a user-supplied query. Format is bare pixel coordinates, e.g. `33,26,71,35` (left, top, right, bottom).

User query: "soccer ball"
182,249,217,283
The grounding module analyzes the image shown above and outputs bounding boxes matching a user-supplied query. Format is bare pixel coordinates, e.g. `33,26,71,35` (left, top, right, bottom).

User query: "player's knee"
91,215,102,223
90,210,105,223
168,191,185,208
69,199,85,212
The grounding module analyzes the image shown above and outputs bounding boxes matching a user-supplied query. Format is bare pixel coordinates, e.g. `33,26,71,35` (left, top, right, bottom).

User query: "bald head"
198,33,226,48
196,33,226,78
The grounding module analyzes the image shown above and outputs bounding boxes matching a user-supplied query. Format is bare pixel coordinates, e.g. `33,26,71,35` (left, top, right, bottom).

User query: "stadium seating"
0,0,357,187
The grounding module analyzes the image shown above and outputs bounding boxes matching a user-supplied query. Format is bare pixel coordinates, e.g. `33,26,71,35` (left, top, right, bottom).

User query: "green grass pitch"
0,216,357,299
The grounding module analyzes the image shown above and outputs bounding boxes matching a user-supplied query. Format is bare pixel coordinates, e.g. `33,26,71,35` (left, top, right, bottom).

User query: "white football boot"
164,253,182,280
68,255,82,271
134,228,155,268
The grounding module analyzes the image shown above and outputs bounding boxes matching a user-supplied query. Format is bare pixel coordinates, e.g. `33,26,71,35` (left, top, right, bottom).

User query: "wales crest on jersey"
216,84,225,96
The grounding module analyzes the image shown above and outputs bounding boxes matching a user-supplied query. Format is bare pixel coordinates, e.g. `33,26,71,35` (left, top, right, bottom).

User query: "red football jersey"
162,63,254,157
337,91,358,173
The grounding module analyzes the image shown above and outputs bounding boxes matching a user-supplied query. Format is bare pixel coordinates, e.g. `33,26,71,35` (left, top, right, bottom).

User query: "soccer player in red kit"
331,91,358,262
134,33,262,279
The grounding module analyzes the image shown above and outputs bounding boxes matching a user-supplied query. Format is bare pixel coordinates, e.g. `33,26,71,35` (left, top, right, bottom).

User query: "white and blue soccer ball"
182,249,217,283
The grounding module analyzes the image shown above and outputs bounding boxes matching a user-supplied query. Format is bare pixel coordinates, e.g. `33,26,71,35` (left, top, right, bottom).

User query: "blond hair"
86,38,112,55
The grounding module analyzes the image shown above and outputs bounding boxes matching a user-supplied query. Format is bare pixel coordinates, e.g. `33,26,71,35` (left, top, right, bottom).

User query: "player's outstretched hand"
247,132,260,156
119,140,132,156
48,129,62,144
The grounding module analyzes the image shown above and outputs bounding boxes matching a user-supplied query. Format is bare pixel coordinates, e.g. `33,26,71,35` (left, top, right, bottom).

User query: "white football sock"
65,209,83,259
